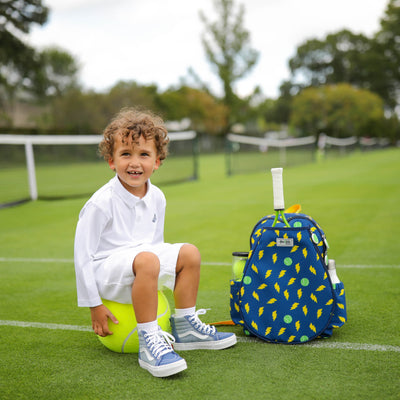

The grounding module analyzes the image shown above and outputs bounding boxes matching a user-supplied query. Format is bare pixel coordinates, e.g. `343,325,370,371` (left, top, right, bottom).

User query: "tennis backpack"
229,170,347,344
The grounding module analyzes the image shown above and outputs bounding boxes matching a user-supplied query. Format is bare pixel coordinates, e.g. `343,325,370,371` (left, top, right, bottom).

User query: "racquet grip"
271,168,285,210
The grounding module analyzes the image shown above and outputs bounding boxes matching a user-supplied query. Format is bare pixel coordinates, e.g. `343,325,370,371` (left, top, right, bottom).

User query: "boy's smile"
108,134,161,198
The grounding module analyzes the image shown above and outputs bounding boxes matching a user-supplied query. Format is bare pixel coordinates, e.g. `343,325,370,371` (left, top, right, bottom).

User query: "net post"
225,135,232,176
25,141,38,201
193,133,199,180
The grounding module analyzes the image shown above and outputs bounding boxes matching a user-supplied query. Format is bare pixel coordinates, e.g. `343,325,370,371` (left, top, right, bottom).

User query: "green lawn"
0,148,399,399
0,155,197,204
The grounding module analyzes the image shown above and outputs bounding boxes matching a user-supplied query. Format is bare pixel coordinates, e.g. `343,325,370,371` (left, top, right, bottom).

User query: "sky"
27,0,389,99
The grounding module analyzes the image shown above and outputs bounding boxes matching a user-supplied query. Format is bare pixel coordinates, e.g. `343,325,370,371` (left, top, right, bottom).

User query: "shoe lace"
144,329,176,359
188,309,216,335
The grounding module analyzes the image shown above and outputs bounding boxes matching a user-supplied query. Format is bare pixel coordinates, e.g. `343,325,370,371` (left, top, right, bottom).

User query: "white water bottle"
328,259,340,285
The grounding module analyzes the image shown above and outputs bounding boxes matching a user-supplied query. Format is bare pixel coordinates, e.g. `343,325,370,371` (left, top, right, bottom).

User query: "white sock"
174,306,196,318
137,320,158,334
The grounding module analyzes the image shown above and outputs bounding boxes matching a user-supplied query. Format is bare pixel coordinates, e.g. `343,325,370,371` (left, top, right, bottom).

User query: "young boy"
74,108,236,378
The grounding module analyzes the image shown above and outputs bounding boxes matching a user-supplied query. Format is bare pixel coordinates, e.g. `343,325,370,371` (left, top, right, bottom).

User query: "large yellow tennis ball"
98,291,171,353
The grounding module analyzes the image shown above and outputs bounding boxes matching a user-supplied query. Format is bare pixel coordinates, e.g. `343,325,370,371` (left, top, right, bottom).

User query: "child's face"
108,134,161,198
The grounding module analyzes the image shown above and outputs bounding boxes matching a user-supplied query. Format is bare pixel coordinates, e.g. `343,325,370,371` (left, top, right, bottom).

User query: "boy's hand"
90,304,119,337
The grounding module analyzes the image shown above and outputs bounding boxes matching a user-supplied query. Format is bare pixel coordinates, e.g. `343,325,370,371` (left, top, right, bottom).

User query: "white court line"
0,257,228,264
0,257,399,269
0,320,92,332
236,336,400,352
203,263,400,269
0,257,73,263
339,264,400,269
1,319,399,353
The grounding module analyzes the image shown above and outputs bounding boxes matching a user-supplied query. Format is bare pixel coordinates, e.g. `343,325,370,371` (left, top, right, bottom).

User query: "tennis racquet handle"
328,259,341,284
271,168,285,210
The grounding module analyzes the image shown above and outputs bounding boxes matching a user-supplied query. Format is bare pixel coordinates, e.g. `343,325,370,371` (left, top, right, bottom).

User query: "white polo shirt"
74,176,166,307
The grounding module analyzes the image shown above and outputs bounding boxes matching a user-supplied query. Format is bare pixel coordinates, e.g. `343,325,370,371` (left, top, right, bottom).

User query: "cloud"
29,0,388,98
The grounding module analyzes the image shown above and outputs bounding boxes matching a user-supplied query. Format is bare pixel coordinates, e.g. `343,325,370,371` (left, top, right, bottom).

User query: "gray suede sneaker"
170,309,237,351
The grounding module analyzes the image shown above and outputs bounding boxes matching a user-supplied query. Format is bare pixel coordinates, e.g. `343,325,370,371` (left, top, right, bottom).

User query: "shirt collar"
113,175,153,209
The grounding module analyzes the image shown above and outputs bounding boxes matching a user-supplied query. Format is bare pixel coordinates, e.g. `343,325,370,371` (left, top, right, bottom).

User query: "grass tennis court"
226,146,315,175
1,149,399,399
0,155,197,205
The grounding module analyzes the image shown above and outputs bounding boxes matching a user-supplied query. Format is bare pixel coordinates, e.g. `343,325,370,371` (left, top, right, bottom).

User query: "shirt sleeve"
74,202,108,307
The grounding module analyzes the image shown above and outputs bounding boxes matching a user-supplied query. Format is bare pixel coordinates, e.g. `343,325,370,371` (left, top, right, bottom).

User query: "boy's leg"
172,244,237,350
132,251,187,377
174,244,201,309
132,251,160,323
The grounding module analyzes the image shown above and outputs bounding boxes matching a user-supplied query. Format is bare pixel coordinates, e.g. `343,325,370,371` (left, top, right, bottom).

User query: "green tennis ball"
233,259,246,280
98,290,171,353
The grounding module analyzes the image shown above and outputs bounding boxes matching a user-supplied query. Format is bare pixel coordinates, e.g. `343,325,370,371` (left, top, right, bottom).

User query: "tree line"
0,0,399,143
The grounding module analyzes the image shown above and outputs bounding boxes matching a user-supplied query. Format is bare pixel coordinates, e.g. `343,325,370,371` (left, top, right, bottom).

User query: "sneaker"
170,309,237,351
138,328,187,378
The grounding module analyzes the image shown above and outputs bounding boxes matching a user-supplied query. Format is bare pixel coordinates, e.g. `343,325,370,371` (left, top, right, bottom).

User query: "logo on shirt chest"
152,213,157,223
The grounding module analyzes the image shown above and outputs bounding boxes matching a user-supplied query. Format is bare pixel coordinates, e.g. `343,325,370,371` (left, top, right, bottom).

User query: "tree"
40,88,105,133
106,81,159,116
289,29,397,110
44,81,161,134
34,47,80,98
288,0,400,111
265,81,297,125
375,0,400,108
158,86,228,135
199,0,259,131
289,30,372,86
290,83,385,138
0,0,49,104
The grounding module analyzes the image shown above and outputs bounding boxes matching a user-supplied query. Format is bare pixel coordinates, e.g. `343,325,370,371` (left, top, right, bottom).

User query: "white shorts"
94,243,185,304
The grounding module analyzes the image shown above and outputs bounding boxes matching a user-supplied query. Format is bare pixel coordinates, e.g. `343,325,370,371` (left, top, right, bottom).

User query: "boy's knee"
178,244,201,267
133,251,160,277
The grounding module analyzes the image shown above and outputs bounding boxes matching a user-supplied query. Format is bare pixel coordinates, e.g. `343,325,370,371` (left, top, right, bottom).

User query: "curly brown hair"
99,107,169,163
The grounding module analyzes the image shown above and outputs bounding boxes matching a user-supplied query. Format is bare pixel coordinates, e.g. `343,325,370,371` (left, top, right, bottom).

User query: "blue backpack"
230,212,347,343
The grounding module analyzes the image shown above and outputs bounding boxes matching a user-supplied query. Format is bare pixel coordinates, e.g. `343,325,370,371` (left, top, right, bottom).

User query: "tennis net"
0,131,198,207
